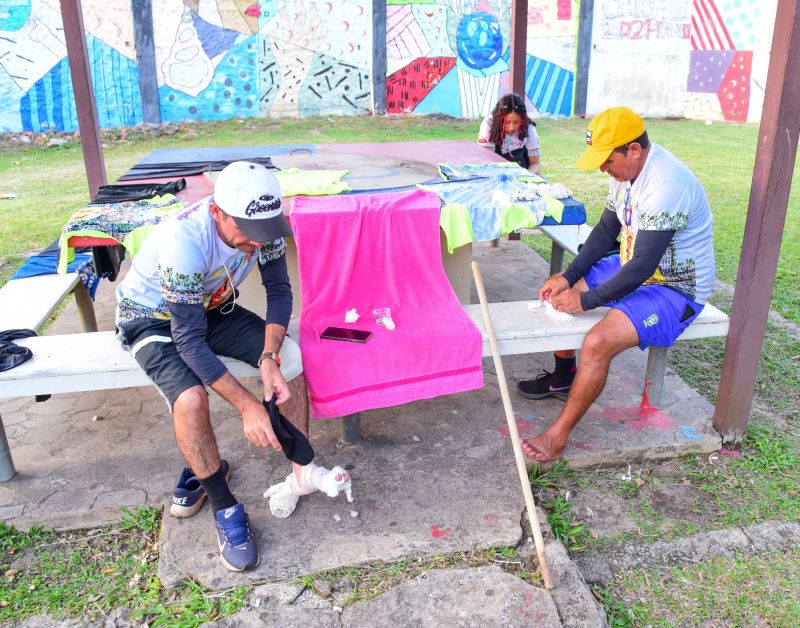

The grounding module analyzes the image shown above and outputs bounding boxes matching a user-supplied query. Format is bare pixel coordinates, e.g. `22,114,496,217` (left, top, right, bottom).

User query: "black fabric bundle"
0,329,36,373
263,394,314,465
90,178,187,204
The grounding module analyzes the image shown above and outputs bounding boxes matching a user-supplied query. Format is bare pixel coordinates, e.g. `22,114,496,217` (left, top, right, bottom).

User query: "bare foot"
521,430,566,462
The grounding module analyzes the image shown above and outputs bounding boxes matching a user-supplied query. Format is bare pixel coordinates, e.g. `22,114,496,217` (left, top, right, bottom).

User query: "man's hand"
260,359,291,405
550,287,584,313
242,398,282,450
538,273,569,303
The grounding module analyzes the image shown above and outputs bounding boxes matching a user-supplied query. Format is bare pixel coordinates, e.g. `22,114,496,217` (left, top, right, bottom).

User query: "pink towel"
291,189,484,418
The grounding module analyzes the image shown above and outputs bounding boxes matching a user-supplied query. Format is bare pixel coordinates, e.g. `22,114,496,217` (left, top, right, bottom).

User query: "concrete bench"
465,299,728,407
0,331,303,481
0,301,728,481
537,223,594,276
0,273,98,334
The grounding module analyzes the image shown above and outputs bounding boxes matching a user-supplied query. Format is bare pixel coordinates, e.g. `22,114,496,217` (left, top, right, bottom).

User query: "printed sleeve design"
259,237,286,264
159,265,205,305
641,211,689,231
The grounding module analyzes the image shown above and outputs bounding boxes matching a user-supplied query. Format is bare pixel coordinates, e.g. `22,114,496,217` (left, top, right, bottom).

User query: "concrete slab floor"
0,237,720,591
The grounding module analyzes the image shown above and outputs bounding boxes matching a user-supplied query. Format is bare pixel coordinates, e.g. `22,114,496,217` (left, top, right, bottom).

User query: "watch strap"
258,351,281,367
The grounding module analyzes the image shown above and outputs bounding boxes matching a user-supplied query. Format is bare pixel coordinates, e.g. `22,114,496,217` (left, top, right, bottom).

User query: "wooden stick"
471,260,553,589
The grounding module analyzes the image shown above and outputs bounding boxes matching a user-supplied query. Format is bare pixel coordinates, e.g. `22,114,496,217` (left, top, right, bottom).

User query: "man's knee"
582,311,637,359
173,385,210,419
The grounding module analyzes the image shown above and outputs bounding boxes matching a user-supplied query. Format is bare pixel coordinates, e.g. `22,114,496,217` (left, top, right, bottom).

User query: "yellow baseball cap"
576,107,646,171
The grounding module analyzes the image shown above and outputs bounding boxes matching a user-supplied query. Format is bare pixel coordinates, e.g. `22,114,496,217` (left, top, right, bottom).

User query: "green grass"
0,508,250,626
1,115,798,322
667,289,800,419
599,549,800,627
289,544,540,607
681,422,800,528
2,113,799,621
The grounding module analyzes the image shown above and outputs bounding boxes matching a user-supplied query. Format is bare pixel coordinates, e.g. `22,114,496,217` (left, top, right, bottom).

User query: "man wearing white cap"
116,161,311,571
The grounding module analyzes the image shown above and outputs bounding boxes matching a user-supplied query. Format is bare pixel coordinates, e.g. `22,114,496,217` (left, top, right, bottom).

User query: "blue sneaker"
215,503,259,572
170,459,230,518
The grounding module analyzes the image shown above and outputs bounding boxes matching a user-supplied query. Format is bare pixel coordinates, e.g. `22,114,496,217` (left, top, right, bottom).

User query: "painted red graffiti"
496,416,537,439
386,57,456,114
430,524,452,538
717,51,752,122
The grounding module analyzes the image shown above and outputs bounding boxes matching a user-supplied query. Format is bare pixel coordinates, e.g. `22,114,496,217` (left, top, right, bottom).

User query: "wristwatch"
257,351,281,367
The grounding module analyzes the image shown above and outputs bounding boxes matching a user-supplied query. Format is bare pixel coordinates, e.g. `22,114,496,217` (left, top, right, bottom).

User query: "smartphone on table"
320,326,372,343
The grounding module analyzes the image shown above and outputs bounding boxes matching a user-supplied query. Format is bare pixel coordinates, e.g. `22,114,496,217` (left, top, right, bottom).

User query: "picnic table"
61,140,587,313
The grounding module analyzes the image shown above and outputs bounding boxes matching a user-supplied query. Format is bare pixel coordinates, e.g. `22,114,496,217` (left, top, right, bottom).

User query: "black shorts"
118,303,266,412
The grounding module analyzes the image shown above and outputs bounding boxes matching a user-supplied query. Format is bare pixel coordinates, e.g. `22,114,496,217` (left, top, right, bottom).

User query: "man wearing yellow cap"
518,106,715,462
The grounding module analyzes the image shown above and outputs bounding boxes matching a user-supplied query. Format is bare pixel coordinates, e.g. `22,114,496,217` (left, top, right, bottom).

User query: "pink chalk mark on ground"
517,591,544,621
572,441,594,451
589,393,676,431
496,415,537,439
430,524,451,539
484,512,501,532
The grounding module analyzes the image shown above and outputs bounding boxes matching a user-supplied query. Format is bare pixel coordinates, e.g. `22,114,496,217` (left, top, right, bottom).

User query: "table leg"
0,414,16,482
74,281,98,332
643,346,668,409
549,242,565,276
340,413,361,444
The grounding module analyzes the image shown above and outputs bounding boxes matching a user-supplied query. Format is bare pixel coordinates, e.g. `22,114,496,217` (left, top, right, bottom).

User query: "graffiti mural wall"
0,1,783,133
683,0,776,123
584,0,777,120
154,1,373,122
0,0,141,133
586,0,695,116
0,0,374,132
386,0,577,118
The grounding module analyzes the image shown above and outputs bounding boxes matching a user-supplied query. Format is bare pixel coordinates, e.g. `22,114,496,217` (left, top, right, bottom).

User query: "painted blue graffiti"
456,12,503,71
20,35,141,132
0,0,31,32
300,52,371,116
159,36,259,123
524,54,574,117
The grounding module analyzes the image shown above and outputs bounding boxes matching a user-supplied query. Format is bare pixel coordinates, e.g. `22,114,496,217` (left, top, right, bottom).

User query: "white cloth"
263,462,353,518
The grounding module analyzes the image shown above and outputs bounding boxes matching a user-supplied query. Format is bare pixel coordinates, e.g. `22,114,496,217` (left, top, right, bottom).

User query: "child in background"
478,93,542,173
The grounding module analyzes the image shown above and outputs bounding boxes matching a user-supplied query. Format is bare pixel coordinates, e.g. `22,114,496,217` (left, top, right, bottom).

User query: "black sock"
198,465,237,513
553,356,577,384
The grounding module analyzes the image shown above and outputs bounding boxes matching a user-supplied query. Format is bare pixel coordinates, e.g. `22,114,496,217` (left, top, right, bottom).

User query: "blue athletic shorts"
583,255,704,350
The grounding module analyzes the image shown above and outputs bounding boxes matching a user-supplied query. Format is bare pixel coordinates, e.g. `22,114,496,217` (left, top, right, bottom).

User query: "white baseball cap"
212,161,292,242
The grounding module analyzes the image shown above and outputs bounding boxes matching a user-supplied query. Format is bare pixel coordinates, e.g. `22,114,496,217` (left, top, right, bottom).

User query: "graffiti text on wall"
600,0,692,40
